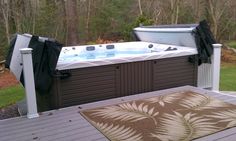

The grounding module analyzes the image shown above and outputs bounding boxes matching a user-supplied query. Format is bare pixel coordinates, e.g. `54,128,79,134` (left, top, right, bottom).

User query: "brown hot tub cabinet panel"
153,55,198,90
51,55,198,109
120,61,153,96
55,65,120,108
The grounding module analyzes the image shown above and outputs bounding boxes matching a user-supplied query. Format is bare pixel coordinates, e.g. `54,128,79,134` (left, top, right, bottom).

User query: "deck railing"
197,44,222,91
20,48,39,119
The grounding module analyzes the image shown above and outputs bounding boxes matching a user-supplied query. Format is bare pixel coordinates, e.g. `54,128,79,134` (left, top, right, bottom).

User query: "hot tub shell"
43,42,198,109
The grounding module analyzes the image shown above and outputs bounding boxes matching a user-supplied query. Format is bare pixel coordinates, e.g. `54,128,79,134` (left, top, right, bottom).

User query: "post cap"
212,44,222,48
20,48,33,54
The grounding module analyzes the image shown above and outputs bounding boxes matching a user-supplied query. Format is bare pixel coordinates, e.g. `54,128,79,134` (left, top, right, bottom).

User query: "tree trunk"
170,0,175,24
1,1,10,44
174,0,180,24
138,0,143,15
207,0,217,38
170,0,180,24
86,0,91,41
31,0,38,34
194,0,201,22
65,0,79,45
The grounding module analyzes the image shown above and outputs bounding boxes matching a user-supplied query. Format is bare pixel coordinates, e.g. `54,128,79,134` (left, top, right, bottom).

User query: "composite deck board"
1,122,91,141
1,86,236,141
94,138,110,141
194,126,236,141
0,112,87,135
48,128,106,141
0,106,82,128
0,116,86,138
34,125,101,141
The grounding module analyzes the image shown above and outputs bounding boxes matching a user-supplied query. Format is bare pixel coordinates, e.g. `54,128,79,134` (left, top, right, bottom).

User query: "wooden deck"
1,86,236,141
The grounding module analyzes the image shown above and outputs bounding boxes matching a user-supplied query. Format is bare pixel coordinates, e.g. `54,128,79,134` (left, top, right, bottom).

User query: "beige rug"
81,91,236,141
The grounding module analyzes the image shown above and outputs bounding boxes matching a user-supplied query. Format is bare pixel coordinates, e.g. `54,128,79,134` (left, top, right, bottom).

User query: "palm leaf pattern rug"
81,91,236,141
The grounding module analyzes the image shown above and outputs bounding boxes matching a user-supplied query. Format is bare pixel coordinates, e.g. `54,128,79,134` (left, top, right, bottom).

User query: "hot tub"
48,41,198,109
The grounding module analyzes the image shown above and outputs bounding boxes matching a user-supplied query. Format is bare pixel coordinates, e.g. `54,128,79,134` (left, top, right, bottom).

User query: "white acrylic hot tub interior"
56,41,197,70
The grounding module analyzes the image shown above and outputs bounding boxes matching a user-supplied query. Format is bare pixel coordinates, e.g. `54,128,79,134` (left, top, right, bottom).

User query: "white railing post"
20,48,39,119
211,44,222,91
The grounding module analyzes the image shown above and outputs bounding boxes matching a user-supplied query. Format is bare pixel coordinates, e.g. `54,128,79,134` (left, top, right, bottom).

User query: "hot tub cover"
5,34,63,93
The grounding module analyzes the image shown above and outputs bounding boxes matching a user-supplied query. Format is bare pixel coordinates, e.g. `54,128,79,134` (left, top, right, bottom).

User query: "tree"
138,0,143,16
205,0,232,41
0,0,10,44
170,0,182,24
65,0,79,45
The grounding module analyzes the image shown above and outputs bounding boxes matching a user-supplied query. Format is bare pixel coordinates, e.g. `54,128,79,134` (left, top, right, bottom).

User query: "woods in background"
0,0,236,60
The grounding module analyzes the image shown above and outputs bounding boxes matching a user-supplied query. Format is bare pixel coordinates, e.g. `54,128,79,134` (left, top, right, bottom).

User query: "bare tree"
205,0,231,40
31,0,39,34
170,0,181,24
0,0,10,44
138,0,143,15
193,0,202,22
65,0,79,45
86,0,92,41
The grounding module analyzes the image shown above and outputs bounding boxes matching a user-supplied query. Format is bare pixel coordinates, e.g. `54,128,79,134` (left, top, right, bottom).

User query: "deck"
1,86,236,141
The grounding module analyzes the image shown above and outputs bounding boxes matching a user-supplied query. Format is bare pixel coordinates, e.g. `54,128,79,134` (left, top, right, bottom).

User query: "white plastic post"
20,48,39,119
211,44,222,92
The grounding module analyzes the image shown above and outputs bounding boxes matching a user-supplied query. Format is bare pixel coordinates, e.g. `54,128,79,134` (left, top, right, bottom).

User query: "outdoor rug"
81,91,236,141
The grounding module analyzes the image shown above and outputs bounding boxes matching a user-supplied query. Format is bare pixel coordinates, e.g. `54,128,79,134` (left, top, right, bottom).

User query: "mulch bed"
0,104,20,120
0,69,19,89
221,47,236,64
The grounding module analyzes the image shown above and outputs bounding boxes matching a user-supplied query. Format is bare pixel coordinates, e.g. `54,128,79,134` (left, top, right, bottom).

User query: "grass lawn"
220,62,236,91
227,40,236,49
0,85,25,108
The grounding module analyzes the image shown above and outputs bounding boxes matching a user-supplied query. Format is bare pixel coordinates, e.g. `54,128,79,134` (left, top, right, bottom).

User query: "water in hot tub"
60,50,150,61
58,42,171,62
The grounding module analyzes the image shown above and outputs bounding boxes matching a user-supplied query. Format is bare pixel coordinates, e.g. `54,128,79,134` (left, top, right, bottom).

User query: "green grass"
0,85,25,108
220,63,236,91
227,40,236,49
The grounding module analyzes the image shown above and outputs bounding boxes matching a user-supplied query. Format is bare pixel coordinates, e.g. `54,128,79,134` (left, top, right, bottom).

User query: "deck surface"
1,86,236,141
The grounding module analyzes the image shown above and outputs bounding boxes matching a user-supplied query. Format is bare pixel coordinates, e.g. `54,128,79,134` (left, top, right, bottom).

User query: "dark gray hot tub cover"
194,20,216,65
5,35,62,94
